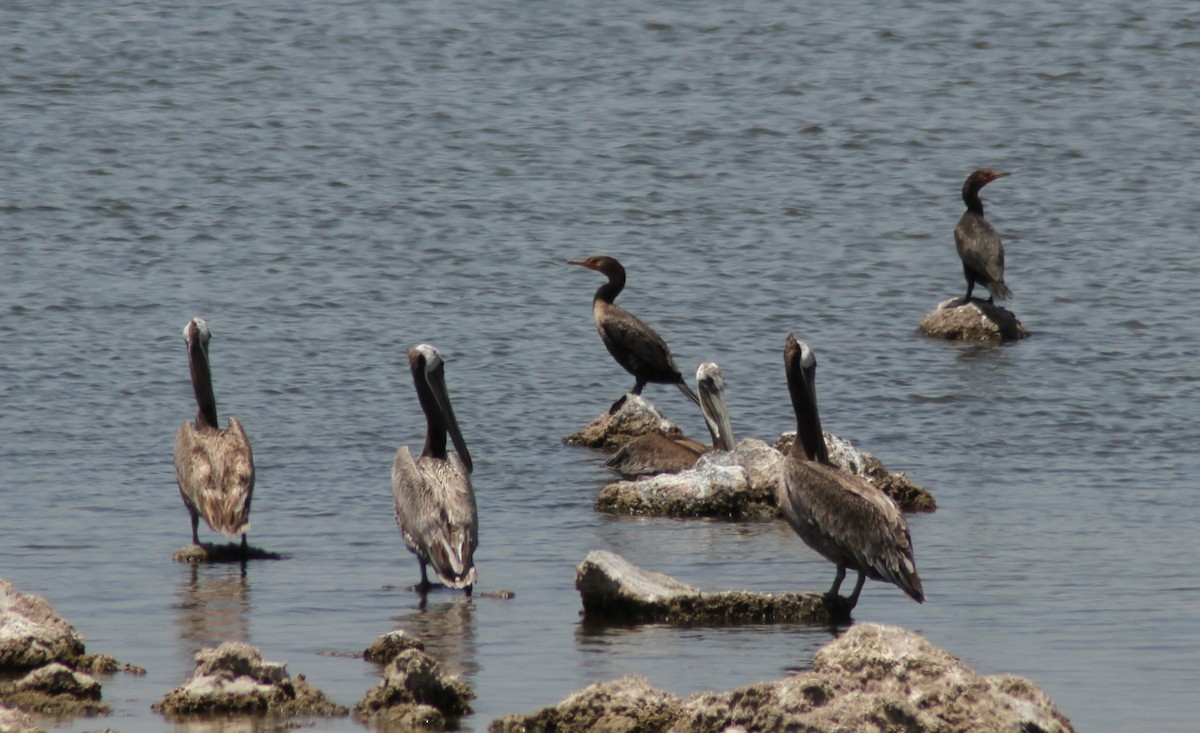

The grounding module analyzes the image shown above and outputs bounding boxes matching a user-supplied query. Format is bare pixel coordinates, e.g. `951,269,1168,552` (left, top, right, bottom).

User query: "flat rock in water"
0,704,42,733
171,543,284,563
152,641,346,718
354,648,474,727
775,431,937,513
918,297,1029,341
595,439,781,519
576,550,833,625
563,394,688,449
491,624,1074,733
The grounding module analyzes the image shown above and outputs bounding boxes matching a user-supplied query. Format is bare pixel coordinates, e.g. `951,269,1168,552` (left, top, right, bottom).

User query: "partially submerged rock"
491,624,1074,733
490,675,682,733
595,439,781,519
152,641,346,718
363,629,425,666
576,551,832,625
0,704,42,733
171,542,284,563
564,394,689,450
0,579,85,672
0,663,107,717
775,431,936,513
354,648,474,726
918,297,1029,341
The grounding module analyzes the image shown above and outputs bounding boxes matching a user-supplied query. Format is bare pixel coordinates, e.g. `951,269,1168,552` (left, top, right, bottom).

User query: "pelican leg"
844,571,867,611
464,583,473,597
416,560,433,594
826,565,847,598
190,512,201,545
240,533,248,555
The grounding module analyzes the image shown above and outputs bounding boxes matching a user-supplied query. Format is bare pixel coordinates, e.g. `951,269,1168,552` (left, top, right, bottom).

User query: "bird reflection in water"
173,563,251,655
392,595,479,679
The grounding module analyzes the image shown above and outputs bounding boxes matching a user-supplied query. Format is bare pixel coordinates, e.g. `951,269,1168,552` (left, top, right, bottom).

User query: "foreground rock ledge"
153,641,346,718
564,394,690,450
0,705,41,733
576,550,831,625
918,297,1029,341
490,624,1074,733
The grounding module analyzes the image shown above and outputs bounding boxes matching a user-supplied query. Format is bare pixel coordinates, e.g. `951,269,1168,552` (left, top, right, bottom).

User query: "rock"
489,675,682,733
0,579,86,671
0,705,42,733
0,663,107,717
775,431,936,513
576,551,833,625
171,543,284,563
595,439,781,519
564,394,689,450
918,297,1029,341
152,641,347,717
354,648,474,725
364,629,425,665
491,625,1074,733
671,623,1074,732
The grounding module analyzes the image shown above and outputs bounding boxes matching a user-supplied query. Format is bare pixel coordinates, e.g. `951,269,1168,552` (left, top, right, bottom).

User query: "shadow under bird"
392,344,478,596
173,317,255,551
778,334,923,613
567,255,701,413
954,168,1012,305
604,362,736,477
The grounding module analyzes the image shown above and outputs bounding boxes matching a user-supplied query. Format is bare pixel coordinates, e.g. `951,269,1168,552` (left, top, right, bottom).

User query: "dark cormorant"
173,317,255,551
779,334,923,613
955,168,1012,305
604,362,735,477
392,344,478,595
567,255,701,412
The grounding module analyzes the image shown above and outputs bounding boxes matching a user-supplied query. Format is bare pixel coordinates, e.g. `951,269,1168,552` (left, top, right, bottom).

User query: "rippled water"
3,1,1199,731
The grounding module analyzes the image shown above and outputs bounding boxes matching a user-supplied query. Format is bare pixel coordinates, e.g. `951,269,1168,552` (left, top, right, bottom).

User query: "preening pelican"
955,168,1012,304
173,317,255,551
604,362,735,477
567,255,701,412
392,344,478,595
778,335,923,612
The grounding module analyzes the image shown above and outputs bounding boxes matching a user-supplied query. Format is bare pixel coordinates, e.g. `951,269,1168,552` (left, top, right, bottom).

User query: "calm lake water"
3,1,1199,730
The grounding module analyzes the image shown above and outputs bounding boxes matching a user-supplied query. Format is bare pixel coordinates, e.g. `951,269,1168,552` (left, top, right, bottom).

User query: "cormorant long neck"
962,181,985,216
593,263,626,305
784,336,829,464
188,332,219,430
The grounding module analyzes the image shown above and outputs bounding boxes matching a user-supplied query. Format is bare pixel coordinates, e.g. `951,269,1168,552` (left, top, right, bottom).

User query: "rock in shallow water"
354,648,474,726
491,624,1074,733
0,579,86,672
918,297,1029,341
575,550,832,625
152,641,346,717
563,394,690,450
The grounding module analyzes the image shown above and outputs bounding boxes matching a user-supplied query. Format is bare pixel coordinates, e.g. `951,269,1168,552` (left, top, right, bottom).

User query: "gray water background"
3,0,1199,730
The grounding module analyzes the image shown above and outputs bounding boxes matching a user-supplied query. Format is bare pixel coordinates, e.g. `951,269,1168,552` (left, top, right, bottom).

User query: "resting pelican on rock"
604,362,735,477
392,344,478,595
567,255,701,413
173,317,255,551
779,334,923,613
955,168,1012,305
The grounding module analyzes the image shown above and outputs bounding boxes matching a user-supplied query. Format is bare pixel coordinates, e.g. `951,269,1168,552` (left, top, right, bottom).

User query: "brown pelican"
604,362,735,477
779,335,923,612
173,317,255,551
955,168,1012,305
567,255,701,412
392,344,477,595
